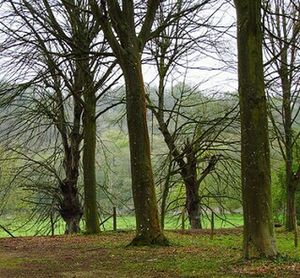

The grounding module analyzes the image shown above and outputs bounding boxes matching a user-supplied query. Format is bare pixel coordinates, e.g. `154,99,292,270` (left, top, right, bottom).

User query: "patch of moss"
0,256,25,269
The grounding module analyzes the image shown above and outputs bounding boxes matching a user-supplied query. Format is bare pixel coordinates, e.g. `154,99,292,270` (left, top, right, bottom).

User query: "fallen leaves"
0,230,298,277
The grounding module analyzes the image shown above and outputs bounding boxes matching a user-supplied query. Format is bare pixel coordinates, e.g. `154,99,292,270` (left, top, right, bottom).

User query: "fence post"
113,207,117,231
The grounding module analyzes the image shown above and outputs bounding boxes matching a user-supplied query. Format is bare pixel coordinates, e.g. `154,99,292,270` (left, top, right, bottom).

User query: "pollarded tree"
149,85,240,230
234,0,278,258
146,0,239,229
0,0,118,234
0,0,85,234
22,0,120,234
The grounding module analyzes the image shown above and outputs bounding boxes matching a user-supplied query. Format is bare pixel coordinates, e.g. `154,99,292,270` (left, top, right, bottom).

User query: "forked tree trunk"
235,0,278,258
122,54,167,246
57,89,83,235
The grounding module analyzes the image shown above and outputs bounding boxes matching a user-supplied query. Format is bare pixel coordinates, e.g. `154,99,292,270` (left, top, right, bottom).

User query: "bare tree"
146,0,239,229
264,0,300,232
0,0,118,234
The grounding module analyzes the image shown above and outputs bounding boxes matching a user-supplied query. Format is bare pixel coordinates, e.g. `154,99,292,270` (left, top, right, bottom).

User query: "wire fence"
0,207,243,238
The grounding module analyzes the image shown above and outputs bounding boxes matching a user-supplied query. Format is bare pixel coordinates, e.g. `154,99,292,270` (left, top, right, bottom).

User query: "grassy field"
0,228,299,277
0,214,244,238
101,213,243,230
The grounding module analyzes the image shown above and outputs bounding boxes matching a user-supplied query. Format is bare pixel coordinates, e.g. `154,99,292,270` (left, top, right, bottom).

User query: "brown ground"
0,229,299,278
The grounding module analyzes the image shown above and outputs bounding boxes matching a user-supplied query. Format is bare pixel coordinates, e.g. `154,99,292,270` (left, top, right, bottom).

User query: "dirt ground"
0,229,299,277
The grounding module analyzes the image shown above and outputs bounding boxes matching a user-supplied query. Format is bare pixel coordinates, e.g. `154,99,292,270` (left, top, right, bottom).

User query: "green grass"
0,229,299,277
101,213,243,231
0,214,244,238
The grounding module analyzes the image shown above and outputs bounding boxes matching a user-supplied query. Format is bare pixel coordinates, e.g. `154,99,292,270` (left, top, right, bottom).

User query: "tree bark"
122,54,167,246
55,78,83,235
185,181,201,229
82,90,100,234
60,180,82,234
235,0,278,258
286,179,297,231
73,19,100,234
184,141,202,229
60,115,82,234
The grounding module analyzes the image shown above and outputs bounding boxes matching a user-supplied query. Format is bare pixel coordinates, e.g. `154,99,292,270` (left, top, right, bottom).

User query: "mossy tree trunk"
67,2,101,234
82,81,100,234
90,0,167,245
234,0,278,258
82,101,100,234
76,49,100,235
122,55,167,245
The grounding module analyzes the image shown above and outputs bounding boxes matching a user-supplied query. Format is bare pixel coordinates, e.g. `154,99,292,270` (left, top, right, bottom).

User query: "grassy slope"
0,229,299,277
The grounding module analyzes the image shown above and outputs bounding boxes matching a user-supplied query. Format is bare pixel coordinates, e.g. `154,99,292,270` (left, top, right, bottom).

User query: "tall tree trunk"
89,0,167,245
280,30,295,231
82,91,100,234
122,54,167,246
235,0,278,258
